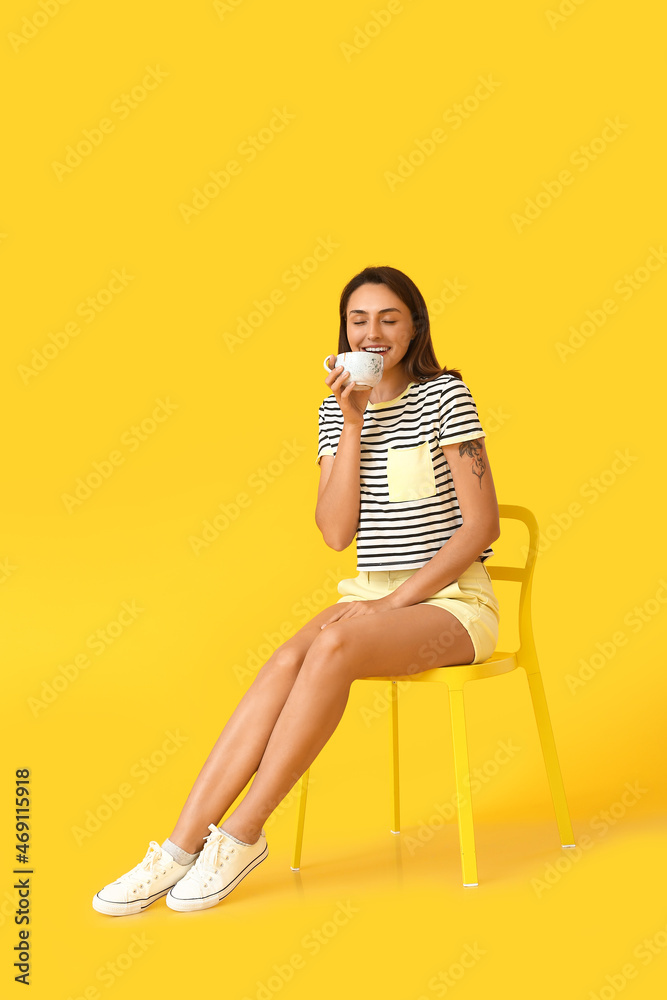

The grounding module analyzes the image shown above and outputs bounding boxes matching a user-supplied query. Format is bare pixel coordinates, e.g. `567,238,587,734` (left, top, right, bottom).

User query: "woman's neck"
368,369,412,404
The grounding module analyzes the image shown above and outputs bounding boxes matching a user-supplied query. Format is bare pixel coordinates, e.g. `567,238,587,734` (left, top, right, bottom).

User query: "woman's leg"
221,604,474,844
168,602,348,853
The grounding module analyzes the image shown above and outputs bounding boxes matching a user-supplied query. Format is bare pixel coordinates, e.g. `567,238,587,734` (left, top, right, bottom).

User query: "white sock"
161,838,200,865
218,826,254,847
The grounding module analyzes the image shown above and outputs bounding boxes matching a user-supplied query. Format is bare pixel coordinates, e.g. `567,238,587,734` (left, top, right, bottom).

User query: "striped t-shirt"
316,372,494,571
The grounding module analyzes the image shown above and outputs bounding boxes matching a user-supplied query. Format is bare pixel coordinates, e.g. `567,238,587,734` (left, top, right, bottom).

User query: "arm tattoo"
459,439,486,488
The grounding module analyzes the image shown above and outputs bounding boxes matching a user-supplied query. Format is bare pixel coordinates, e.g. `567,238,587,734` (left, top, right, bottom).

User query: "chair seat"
360,649,518,686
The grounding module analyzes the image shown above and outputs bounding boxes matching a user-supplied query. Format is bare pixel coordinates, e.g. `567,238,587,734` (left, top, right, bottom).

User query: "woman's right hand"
324,355,373,426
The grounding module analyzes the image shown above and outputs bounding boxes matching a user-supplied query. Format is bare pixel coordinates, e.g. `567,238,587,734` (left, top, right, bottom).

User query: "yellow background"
2,0,666,997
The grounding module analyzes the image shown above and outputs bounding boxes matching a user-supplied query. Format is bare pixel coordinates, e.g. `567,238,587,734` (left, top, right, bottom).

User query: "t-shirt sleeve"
438,378,486,446
316,403,336,465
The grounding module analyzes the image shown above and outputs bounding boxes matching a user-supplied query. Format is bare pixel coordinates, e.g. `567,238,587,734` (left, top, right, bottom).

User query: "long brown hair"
337,265,463,383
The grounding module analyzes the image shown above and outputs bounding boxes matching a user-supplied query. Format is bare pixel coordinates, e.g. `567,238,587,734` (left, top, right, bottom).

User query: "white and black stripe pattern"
316,372,494,571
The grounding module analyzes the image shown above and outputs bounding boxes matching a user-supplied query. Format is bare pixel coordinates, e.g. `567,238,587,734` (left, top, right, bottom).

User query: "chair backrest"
485,504,539,664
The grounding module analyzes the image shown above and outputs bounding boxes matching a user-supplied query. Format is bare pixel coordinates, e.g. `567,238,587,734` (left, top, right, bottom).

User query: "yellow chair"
291,504,576,886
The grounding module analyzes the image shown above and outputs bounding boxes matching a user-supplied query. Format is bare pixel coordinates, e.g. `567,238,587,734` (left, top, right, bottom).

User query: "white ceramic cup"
323,351,384,390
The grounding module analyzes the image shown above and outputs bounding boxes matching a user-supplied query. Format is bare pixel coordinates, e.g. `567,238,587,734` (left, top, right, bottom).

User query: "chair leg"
525,669,576,847
291,768,310,870
448,686,479,886
390,681,400,834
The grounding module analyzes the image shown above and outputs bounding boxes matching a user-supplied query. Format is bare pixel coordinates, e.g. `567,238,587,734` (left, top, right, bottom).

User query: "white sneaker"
166,824,268,912
92,841,196,916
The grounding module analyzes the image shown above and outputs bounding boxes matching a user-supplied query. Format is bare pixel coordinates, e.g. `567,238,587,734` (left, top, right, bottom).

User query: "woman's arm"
315,361,373,551
315,423,363,550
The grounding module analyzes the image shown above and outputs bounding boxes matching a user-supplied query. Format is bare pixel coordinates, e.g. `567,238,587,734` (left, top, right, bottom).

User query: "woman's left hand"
319,596,400,629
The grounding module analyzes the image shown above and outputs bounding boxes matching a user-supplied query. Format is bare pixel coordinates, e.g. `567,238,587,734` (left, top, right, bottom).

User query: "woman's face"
345,283,415,373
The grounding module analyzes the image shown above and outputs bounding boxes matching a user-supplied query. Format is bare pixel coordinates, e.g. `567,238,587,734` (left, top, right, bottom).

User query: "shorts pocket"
386,441,437,503
477,565,500,615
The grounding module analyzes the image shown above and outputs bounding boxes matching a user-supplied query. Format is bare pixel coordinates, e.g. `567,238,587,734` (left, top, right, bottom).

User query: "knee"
309,624,347,657
257,644,303,682
299,627,351,680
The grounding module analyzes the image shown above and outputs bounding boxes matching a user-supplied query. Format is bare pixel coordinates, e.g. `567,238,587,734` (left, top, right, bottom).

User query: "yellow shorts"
335,560,500,665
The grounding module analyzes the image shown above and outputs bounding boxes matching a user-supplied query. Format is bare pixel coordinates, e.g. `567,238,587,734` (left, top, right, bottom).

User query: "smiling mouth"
362,346,391,353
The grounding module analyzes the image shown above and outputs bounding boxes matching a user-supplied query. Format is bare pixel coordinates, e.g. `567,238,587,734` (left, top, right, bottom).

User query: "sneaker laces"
118,842,168,890
188,824,236,887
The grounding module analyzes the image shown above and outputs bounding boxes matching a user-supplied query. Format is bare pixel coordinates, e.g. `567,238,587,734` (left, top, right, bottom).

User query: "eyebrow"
348,307,402,315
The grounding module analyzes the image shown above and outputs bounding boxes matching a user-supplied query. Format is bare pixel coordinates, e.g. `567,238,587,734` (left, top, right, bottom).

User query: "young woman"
92,265,501,916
